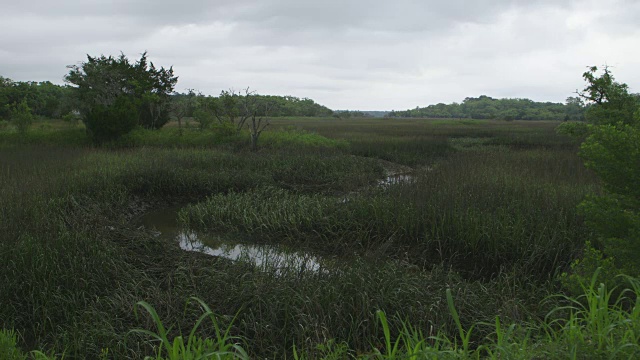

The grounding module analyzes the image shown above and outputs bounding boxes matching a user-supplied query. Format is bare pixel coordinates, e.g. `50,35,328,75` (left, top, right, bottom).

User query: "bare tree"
241,90,271,151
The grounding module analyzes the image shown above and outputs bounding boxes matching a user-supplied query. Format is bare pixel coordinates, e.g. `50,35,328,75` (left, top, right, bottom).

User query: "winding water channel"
137,172,415,272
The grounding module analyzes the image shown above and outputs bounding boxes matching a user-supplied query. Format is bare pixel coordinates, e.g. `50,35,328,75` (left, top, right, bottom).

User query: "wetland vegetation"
0,117,623,359
1,63,639,359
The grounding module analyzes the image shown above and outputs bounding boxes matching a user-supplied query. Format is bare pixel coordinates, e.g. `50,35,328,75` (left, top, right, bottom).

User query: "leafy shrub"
560,241,620,297
193,108,214,130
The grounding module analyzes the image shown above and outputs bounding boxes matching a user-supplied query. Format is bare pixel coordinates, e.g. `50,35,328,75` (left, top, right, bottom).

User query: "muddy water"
137,206,322,272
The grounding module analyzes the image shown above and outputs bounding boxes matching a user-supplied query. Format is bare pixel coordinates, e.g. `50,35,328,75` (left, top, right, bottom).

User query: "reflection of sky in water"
378,174,414,187
178,232,322,272
137,206,323,272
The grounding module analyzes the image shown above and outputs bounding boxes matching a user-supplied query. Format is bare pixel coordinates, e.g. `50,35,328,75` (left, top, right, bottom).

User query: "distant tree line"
174,92,333,119
0,76,73,120
387,95,587,121
332,110,368,119
252,95,333,117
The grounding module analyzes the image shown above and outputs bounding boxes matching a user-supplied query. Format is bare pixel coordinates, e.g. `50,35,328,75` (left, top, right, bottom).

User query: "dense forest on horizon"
388,95,587,121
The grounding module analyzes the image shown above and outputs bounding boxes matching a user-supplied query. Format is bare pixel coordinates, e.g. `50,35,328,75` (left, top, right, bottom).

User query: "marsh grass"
0,118,609,358
0,123,346,152
293,269,640,359
180,145,594,278
0,329,27,360
0,127,88,146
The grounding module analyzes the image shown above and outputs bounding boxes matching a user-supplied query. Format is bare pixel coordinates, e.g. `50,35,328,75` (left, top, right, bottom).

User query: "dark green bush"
84,96,138,142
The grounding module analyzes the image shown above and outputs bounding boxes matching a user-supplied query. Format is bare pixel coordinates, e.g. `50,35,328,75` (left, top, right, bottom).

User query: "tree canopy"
388,95,586,121
560,66,640,278
65,52,177,138
201,93,333,118
0,77,72,120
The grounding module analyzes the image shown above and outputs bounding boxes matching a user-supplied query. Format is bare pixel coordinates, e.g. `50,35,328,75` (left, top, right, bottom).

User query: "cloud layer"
2,0,639,110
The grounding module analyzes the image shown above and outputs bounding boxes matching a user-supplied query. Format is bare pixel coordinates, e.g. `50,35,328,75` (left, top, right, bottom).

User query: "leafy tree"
193,107,215,130
580,66,638,126
213,89,250,133
0,77,73,120
564,66,640,277
565,96,586,121
192,94,217,130
242,91,271,151
185,91,332,122
198,88,271,149
131,54,177,129
65,52,177,140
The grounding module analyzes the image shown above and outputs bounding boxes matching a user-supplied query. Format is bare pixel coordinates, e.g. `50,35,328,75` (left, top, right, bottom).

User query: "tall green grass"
180,146,594,278
0,119,606,358
131,298,248,360
290,269,640,359
128,269,640,359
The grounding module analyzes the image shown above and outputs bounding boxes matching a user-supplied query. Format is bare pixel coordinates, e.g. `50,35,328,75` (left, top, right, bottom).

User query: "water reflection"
378,173,415,187
137,206,322,272
178,231,322,272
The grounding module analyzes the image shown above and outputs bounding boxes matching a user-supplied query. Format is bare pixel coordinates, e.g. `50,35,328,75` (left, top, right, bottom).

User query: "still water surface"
137,174,414,271
137,205,322,272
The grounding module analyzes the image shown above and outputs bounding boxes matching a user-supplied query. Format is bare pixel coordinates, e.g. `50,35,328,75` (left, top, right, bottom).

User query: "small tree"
192,94,216,130
9,100,33,134
193,107,214,130
213,89,251,133
242,91,271,151
65,52,177,140
170,89,197,134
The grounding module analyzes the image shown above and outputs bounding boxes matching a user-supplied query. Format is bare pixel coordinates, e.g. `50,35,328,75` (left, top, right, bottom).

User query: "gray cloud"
1,0,639,110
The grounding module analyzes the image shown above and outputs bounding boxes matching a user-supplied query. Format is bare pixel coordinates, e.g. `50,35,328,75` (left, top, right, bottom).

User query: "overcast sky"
1,0,639,110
